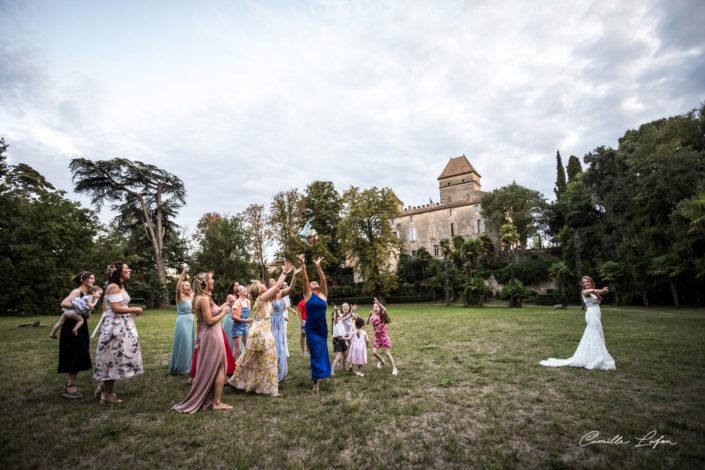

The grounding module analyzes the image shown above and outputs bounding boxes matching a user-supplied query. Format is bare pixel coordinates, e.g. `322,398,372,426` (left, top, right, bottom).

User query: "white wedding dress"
540,294,616,370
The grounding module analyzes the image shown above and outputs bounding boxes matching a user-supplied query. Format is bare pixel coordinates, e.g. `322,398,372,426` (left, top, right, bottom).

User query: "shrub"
499,279,533,307
463,277,491,306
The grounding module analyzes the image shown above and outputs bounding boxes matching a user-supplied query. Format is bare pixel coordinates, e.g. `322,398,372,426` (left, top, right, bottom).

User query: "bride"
540,276,616,370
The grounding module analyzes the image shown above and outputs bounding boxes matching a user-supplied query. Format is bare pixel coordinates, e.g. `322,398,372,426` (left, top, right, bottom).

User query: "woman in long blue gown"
298,254,331,392
269,270,299,382
169,266,195,375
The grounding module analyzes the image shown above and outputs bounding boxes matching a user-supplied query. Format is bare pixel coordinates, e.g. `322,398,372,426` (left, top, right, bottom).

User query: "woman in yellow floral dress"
227,261,293,396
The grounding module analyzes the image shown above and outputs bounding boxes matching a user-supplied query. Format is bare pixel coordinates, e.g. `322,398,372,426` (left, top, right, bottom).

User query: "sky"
2,0,704,236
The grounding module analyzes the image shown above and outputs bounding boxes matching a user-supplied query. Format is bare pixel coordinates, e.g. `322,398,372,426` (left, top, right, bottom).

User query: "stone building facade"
392,155,486,258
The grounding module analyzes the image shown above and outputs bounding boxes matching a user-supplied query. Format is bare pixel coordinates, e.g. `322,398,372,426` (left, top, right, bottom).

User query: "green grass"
1,304,704,469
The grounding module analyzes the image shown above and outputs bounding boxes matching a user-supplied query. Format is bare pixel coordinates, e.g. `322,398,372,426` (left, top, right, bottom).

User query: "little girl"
346,317,369,376
330,305,348,375
50,286,102,338
367,298,398,376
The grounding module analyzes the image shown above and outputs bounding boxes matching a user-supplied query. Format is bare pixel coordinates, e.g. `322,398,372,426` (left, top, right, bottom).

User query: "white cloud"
1,0,704,243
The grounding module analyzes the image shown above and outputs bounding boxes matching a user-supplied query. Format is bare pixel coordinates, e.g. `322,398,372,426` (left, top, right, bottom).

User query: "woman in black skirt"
57,271,95,398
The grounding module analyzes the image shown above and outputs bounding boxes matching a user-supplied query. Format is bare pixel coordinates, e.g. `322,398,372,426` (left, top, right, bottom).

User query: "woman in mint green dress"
169,266,195,375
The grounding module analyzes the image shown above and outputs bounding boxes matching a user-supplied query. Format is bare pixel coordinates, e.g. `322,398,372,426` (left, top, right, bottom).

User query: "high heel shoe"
93,385,103,400
100,392,123,404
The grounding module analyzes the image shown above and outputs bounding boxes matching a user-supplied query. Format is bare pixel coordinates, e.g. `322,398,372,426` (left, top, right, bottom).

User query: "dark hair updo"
71,271,94,286
107,262,126,288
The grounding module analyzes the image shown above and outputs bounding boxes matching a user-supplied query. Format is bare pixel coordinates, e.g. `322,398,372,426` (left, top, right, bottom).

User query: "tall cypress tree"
567,155,583,181
554,150,567,199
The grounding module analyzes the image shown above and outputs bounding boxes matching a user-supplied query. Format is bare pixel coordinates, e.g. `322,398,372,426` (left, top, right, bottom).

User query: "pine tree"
554,150,567,199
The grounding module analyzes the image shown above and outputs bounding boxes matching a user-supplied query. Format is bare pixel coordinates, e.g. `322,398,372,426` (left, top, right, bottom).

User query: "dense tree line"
2,104,702,314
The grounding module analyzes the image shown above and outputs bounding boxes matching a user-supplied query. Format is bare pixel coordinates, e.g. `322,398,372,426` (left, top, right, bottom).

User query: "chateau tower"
438,155,482,204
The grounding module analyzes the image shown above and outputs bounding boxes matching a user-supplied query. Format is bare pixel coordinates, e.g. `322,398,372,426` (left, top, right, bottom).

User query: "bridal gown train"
540,295,616,370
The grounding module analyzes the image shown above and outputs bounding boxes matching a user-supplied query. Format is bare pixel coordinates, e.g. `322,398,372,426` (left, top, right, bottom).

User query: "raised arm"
582,287,609,297
297,254,311,300
280,267,301,296
314,257,328,298
176,266,188,303
259,261,293,302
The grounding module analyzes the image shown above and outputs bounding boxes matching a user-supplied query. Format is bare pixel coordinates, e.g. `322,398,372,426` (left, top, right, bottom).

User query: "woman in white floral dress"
93,262,144,403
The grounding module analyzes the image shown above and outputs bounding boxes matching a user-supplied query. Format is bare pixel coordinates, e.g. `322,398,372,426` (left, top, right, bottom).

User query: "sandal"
100,392,123,404
93,385,103,400
62,387,82,399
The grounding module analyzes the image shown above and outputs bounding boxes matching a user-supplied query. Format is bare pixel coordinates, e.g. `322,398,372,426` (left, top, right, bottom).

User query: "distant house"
392,154,487,259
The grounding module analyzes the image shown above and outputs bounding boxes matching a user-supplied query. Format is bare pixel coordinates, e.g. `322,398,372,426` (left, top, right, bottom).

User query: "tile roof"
437,155,481,179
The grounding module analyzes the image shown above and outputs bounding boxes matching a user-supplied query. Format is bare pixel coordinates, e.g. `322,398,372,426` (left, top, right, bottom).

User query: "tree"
554,150,567,199
0,145,100,314
303,181,343,268
597,260,624,305
339,186,401,300
480,182,548,249
549,260,571,299
242,204,273,281
269,189,305,261
69,158,186,307
566,155,582,181
438,238,454,304
193,213,254,297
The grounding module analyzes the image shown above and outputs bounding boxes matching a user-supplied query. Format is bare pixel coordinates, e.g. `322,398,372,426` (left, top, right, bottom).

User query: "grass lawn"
1,304,703,469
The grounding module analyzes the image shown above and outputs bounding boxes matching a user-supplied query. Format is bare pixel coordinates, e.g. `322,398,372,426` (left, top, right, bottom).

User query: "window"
409,227,417,242
477,219,485,233
396,224,401,231
411,250,416,256
474,204,480,213
449,209,454,216
450,223,454,237
434,245,440,257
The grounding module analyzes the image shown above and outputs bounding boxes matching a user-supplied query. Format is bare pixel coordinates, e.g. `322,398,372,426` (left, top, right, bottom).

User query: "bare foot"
213,402,233,410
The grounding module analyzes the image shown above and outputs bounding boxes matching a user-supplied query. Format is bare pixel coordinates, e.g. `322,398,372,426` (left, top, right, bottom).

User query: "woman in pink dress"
173,272,235,413
367,298,398,376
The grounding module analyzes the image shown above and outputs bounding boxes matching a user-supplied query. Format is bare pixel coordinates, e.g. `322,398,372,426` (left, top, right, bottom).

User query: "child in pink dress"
367,298,398,376
346,318,369,376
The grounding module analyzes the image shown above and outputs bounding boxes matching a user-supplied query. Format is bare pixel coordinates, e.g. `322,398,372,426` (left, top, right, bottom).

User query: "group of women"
57,258,615,413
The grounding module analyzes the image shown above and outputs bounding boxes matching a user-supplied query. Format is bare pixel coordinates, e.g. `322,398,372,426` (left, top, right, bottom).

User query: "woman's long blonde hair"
248,281,263,314
193,272,212,299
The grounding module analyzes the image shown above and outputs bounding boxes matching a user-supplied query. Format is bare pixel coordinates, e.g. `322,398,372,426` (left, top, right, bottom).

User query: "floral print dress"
93,289,144,382
229,301,278,395
372,315,392,349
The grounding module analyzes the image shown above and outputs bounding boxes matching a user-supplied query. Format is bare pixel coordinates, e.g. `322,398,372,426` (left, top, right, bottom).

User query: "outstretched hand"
293,267,302,275
281,260,293,274
297,253,305,264
313,257,324,267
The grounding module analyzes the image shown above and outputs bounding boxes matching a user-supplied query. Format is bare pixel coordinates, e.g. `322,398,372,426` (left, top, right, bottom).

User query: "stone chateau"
392,155,486,258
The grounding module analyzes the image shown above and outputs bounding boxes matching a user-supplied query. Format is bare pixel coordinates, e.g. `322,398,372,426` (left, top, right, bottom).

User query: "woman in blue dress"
297,254,331,393
169,265,195,375
269,269,299,382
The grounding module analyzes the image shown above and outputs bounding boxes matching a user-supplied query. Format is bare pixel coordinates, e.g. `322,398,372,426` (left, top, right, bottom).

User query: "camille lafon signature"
579,430,678,449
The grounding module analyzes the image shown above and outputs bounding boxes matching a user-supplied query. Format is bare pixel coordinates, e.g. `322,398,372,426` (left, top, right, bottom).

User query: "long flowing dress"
168,299,195,375
93,290,144,382
190,321,236,378
58,316,92,374
271,299,288,382
305,294,331,382
540,295,616,370
223,311,234,352
229,301,278,395
173,304,226,413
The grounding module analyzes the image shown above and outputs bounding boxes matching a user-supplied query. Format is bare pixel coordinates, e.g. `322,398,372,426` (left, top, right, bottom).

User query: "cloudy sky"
2,0,704,235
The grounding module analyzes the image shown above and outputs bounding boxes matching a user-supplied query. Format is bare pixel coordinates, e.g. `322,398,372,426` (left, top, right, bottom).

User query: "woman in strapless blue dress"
169,267,195,375
297,254,331,392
